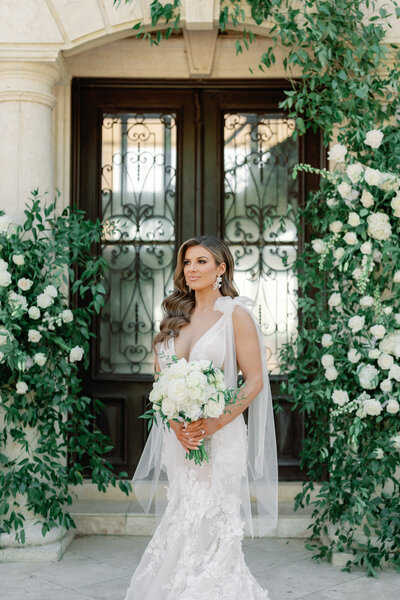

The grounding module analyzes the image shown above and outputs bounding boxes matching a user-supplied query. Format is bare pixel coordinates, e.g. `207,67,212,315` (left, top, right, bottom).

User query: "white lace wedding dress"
123,296,272,600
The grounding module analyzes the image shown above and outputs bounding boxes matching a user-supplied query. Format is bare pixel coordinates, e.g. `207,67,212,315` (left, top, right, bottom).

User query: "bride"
123,235,278,600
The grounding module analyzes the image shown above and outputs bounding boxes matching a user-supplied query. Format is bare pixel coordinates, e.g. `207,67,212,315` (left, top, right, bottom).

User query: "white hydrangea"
364,166,383,186
321,333,333,347
348,315,365,332
328,143,347,162
344,232,357,245
367,212,392,241
311,238,327,254
370,324,386,339
358,363,379,389
346,162,364,183
360,241,372,255
348,348,361,363
347,212,361,227
332,390,349,406
329,221,343,234
387,399,400,414
360,189,374,208
321,354,334,367
364,129,384,149
378,353,394,370
325,366,338,381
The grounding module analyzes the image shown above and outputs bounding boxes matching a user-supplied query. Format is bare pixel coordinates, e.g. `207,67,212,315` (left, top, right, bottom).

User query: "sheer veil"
132,295,278,537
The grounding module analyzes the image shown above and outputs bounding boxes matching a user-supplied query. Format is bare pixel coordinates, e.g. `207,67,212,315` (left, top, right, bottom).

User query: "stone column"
0,53,74,561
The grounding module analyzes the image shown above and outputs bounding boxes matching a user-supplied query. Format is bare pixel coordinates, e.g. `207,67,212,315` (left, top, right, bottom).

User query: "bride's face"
183,245,225,290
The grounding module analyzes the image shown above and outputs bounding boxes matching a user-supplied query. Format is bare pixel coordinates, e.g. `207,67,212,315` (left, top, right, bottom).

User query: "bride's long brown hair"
153,236,239,351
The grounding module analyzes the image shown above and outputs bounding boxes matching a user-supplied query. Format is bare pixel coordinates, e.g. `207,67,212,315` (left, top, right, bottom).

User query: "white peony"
61,309,73,323
360,189,374,208
12,254,25,266
321,354,334,367
0,270,11,287
332,389,349,406
33,352,47,367
348,348,361,363
16,381,28,395
28,329,42,343
358,363,379,389
325,366,338,381
28,306,40,320
360,295,374,308
346,162,364,183
364,129,384,149
367,212,391,241
360,241,372,255
380,378,392,393
364,167,383,186
363,398,382,416
370,324,386,339
347,212,361,227
328,293,341,307
338,181,353,199
321,333,333,347
329,221,343,234
387,399,400,414
37,293,53,309
69,345,84,363
17,278,33,291
343,231,357,245
328,143,347,162
389,363,400,381
378,353,394,370
348,315,365,332
333,247,345,261
44,284,58,298
311,238,327,254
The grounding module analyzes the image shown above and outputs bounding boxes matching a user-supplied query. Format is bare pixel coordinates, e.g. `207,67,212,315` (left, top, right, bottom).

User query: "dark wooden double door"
72,78,324,480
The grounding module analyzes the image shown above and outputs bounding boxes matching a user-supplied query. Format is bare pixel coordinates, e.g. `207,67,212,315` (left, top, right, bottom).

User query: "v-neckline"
172,313,225,362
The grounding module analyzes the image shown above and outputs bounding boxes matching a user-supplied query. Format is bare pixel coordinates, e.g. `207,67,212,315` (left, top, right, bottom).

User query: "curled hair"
153,236,239,351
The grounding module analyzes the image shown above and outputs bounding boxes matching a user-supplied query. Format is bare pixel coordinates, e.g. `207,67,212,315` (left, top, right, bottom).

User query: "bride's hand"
185,417,220,439
170,420,202,453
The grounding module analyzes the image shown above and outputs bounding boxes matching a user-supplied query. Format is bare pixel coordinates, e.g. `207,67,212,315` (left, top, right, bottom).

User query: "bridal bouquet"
140,353,242,465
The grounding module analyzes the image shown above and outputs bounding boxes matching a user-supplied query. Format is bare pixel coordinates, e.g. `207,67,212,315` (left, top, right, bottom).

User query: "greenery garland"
0,193,131,544
113,0,400,573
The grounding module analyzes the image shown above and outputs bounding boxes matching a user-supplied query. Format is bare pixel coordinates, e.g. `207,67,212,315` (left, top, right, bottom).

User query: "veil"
132,295,278,537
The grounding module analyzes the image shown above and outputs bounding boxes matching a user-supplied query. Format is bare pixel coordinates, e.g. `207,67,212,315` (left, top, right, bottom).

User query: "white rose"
360,189,374,208
360,241,372,255
321,354,334,367
328,143,347,163
367,212,392,241
364,167,383,186
311,239,326,254
28,329,42,343
338,181,353,199
328,293,341,307
16,381,28,395
348,315,365,332
374,448,384,459
18,278,33,291
387,399,400,414
0,270,11,287
332,389,349,406
391,434,400,450
149,384,163,404
380,378,392,393
321,334,333,347
369,349,380,359
33,352,47,367
204,396,225,419
348,348,361,363
325,366,338,381
363,398,382,415
394,271,400,283
389,364,400,381
37,293,53,308
329,221,343,234
69,345,84,363
12,254,25,265
327,197,338,208
360,295,374,308
372,249,382,262
364,129,384,149
378,353,394,370
44,284,58,298
61,309,74,323
347,212,361,227
186,370,207,388
28,306,40,320
370,324,386,339
379,173,399,192
358,363,379,389
344,232,357,245
333,247,345,260
168,359,188,378
384,306,393,315
379,332,400,357
346,162,364,183
0,215,11,232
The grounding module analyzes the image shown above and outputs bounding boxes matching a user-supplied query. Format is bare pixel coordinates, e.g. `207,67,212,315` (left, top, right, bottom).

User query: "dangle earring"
213,274,222,290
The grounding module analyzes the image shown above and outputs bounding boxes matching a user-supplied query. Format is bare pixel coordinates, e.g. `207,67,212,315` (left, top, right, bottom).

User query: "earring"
213,274,222,290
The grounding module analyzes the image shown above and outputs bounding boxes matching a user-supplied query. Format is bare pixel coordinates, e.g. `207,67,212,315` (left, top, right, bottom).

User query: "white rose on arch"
332,389,349,406
360,189,374,208
347,212,361,227
311,239,327,254
348,348,361,363
387,399,400,414
389,364,400,381
360,295,374,308
364,129,384,149
321,333,333,347
328,293,341,308
360,241,372,255
363,398,383,416
370,324,386,339
28,329,42,343
321,354,335,367
327,143,347,162
37,293,53,309
378,353,394,370
357,363,379,389
325,366,338,381
329,221,343,234
338,181,353,199
364,167,383,186
348,315,365,332
346,162,364,183
344,231,357,245
69,345,84,363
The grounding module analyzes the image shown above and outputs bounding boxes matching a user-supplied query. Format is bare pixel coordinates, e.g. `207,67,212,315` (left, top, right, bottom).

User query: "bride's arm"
186,306,263,438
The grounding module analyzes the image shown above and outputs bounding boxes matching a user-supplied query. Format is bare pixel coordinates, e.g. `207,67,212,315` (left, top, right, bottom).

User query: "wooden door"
71,79,325,479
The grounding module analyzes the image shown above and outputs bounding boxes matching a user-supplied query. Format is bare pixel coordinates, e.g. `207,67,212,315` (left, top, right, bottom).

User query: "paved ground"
1,535,399,600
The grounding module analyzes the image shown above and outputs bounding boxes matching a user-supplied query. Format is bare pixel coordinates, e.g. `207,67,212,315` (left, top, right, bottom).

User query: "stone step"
69,498,313,539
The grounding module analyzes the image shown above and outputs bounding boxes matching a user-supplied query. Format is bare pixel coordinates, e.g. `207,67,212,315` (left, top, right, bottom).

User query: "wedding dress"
123,295,277,600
